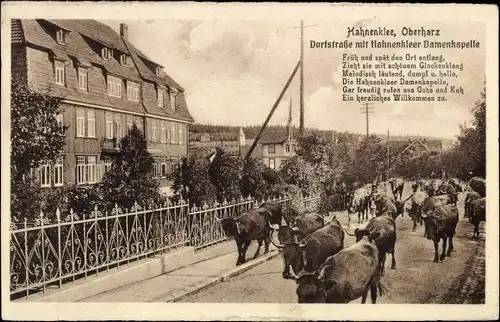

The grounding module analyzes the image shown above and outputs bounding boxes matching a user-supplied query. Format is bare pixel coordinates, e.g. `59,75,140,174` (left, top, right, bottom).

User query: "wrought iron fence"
9,194,320,299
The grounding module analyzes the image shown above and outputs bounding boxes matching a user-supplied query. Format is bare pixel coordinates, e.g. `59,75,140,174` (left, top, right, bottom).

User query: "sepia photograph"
1,2,498,321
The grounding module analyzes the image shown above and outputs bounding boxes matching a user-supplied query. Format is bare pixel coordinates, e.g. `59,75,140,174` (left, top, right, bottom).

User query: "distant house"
260,131,298,170
189,127,262,159
386,138,443,158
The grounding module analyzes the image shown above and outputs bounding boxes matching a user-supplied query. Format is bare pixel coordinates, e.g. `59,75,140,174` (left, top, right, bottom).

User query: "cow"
217,202,282,266
421,204,459,262
469,177,486,198
348,188,370,224
464,191,482,220
388,178,405,202
438,181,459,206
295,234,385,304
271,218,344,280
320,193,345,214
344,211,397,276
275,212,324,245
408,189,428,231
469,198,486,238
370,193,405,221
448,178,463,193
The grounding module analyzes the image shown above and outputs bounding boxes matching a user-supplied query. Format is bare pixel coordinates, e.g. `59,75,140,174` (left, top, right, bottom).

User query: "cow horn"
291,226,299,232
343,227,356,236
268,222,279,230
420,212,429,219
269,237,285,249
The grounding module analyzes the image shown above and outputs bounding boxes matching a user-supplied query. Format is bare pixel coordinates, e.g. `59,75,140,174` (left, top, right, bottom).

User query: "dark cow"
292,213,325,241
438,181,459,206
389,178,405,201
320,193,345,214
218,202,282,266
344,211,397,276
469,177,486,198
296,235,385,303
421,204,459,262
271,218,344,280
469,198,486,238
448,178,463,192
464,191,482,220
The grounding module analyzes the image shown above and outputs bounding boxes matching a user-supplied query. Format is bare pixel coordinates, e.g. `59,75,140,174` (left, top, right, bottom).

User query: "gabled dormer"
169,87,178,111
120,53,131,66
56,29,68,45
101,47,113,60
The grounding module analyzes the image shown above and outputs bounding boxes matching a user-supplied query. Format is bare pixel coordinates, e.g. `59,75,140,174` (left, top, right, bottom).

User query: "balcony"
101,137,121,154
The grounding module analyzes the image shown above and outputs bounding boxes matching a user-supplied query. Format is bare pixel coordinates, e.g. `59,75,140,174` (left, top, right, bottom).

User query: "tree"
172,155,216,207
348,135,387,183
10,78,67,221
296,131,333,166
10,78,67,180
240,158,269,198
99,124,160,210
280,156,320,195
208,148,243,202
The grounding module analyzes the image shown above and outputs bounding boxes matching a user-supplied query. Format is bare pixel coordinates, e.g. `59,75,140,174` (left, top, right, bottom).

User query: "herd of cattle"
215,176,486,303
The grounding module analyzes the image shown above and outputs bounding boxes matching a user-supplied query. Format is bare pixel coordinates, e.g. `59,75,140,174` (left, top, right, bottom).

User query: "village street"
179,191,485,304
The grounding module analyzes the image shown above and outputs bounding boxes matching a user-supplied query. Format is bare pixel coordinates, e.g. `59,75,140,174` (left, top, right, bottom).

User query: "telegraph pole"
387,129,390,179
289,21,317,134
360,103,374,139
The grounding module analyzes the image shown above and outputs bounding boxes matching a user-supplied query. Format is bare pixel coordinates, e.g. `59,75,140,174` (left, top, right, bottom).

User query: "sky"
101,19,485,140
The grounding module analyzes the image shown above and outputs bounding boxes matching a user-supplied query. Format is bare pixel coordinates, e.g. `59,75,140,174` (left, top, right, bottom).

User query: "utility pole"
359,103,374,139
245,60,302,160
289,21,317,134
387,129,390,179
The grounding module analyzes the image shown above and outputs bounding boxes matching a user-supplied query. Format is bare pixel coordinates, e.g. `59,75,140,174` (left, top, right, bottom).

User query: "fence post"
40,210,46,294
56,208,62,289
81,209,86,281
24,218,29,299
94,206,98,276
105,210,109,273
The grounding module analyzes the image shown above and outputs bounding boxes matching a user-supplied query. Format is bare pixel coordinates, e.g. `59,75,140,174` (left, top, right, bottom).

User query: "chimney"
120,23,128,39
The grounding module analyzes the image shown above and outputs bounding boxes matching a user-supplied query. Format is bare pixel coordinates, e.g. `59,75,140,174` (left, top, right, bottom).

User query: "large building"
11,19,194,189
386,138,443,157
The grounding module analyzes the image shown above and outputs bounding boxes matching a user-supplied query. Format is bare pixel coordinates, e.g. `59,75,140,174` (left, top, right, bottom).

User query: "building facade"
189,128,247,157
260,132,298,170
387,138,443,158
11,19,194,189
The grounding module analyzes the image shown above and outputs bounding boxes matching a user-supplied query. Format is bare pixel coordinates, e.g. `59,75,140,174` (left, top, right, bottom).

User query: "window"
127,81,139,102
76,156,86,184
39,164,51,188
87,109,95,138
121,54,130,66
56,29,66,44
156,67,162,76
161,163,167,177
269,158,275,169
127,115,134,132
101,47,113,60
169,89,177,111
178,124,184,145
107,75,122,98
170,161,177,174
285,144,290,153
268,144,275,154
54,157,63,187
76,156,98,185
87,156,97,183
78,67,87,90
114,115,122,139
105,113,113,139
55,60,65,85
152,119,158,142
152,158,157,177
76,108,85,137
56,113,63,128
104,156,112,173
170,122,176,144
157,88,164,107
160,121,166,143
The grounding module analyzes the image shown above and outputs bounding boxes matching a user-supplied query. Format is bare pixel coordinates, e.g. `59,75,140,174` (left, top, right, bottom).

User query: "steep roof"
14,19,193,122
260,131,297,144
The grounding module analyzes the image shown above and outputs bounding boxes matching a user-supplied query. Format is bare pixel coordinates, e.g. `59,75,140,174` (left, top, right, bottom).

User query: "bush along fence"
9,193,320,300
